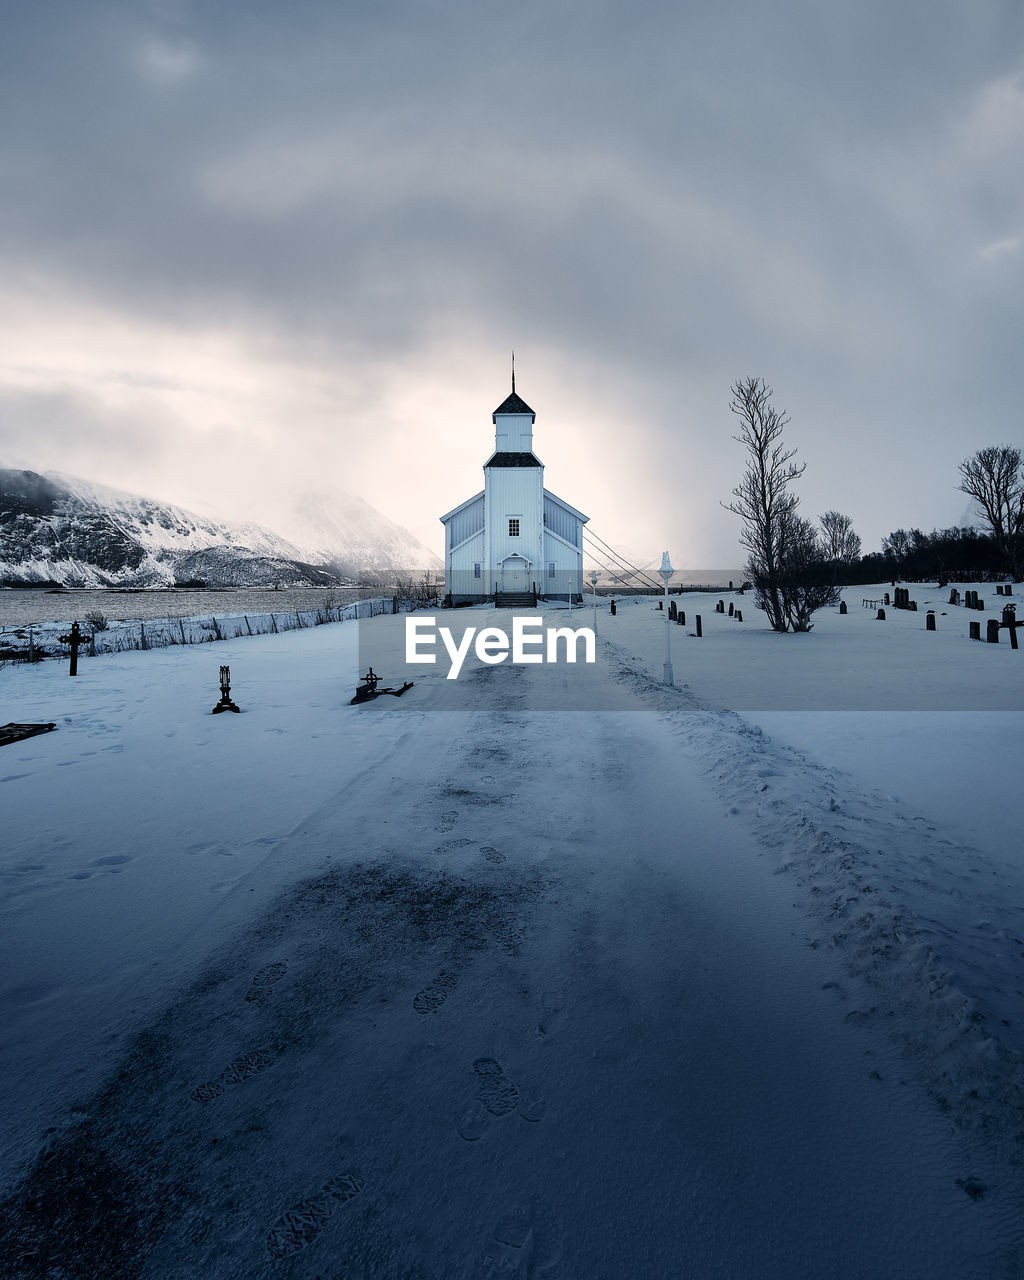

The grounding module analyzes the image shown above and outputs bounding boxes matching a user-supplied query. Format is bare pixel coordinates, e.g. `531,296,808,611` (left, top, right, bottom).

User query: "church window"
548,562,555,578
508,518,520,537
474,562,481,578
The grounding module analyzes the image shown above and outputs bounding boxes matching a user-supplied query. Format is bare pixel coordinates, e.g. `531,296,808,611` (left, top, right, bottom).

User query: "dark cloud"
1,0,1022,559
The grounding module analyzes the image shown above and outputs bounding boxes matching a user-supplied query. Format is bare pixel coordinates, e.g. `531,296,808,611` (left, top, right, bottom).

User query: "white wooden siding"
543,494,582,547
447,494,485,548
493,413,534,453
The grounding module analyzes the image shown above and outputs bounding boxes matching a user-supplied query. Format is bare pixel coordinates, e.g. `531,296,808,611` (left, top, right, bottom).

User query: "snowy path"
3,639,1021,1277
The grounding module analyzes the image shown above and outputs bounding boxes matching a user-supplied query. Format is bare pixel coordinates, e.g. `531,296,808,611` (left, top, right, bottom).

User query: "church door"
502,556,530,592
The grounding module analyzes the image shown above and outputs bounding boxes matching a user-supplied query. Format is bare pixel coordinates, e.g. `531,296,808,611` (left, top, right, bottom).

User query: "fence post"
695,615,702,637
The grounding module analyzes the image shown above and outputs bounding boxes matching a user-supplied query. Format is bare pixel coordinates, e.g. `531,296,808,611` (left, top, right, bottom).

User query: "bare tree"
722,377,805,631
958,446,1024,579
881,528,911,575
778,511,841,631
819,511,861,567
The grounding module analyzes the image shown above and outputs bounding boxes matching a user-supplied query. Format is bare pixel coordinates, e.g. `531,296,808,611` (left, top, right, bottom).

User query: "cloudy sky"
1,0,1022,566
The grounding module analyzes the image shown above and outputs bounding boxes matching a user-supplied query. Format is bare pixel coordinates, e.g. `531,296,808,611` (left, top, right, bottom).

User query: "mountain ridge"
0,468,440,588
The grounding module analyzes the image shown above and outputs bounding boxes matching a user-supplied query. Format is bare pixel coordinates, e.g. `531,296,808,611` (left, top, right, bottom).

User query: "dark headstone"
839,600,848,615
0,722,57,747
987,619,1000,643
970,620,981,640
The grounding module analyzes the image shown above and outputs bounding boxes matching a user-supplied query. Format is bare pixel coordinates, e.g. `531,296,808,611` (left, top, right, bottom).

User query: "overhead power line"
583,530,664,592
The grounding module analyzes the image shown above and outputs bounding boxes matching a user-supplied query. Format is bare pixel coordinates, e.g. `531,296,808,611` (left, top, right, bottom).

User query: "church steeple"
488,361,539,460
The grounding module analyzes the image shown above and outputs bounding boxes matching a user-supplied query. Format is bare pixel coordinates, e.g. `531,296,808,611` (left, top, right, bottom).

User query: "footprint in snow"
191,1046,280,1103
477,1194,564,1279
434,838,474,854
413,970,457,1014
458,1059,547,1140
480,846,506,864
266,1171,364,1260
245,961,288,1003
435,811,459,833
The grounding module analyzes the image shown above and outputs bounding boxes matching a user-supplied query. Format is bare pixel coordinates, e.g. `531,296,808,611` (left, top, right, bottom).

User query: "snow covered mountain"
282,489,441,575
0,469,438,588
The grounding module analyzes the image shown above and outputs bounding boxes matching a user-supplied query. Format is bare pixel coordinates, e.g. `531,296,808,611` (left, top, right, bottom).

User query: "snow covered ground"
1,586,1022,1277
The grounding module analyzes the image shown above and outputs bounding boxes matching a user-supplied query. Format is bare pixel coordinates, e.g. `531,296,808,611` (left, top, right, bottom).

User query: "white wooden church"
440,378,588,605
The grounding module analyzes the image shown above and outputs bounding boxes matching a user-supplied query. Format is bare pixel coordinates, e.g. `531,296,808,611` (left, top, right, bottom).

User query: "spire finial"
511,350,515,394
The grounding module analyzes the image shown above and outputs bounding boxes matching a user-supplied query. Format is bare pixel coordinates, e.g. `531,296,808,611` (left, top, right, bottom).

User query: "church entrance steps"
494,592,536,608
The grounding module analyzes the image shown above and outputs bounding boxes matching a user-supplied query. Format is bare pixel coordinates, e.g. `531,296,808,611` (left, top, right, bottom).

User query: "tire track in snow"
607,640,1024,1164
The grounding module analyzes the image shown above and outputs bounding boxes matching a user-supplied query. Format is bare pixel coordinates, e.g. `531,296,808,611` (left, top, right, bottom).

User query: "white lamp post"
658,551,674,686
590,569,599,637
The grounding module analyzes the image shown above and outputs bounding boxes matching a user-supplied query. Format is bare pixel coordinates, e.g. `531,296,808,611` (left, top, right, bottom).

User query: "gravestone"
57,621,92,677
1000,607,1023,649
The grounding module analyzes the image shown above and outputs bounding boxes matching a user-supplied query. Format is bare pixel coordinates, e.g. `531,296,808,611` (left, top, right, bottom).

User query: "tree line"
723,378,1023,632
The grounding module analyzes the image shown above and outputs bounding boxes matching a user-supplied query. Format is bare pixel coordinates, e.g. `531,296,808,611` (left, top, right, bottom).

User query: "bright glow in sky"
1,1,1021,563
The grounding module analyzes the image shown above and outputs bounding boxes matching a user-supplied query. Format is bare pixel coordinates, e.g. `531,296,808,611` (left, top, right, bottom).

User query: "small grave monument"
0,723,57,748
1000,604,1024,650
212,665,241,714
350,668,414,705
57,621,91,676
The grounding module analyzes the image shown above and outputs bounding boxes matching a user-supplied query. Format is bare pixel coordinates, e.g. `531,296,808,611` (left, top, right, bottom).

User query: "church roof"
484,451,542,468
492,391,536,420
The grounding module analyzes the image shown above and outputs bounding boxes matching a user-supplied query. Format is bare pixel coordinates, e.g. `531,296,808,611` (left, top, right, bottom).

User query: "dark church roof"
484,451,542,468
492,391,536,421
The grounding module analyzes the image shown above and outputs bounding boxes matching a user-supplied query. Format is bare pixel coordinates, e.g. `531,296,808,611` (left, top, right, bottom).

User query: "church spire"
512,350,516,395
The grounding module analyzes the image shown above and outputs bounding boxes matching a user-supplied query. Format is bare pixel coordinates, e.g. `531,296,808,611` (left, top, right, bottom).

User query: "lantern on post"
658,551,674,686
589,569,599,638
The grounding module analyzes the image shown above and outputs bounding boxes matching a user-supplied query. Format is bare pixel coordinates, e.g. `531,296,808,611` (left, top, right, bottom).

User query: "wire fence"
0,596,406,667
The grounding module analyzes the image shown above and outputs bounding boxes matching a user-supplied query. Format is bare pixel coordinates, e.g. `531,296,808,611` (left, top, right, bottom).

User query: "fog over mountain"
0,468,439,588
